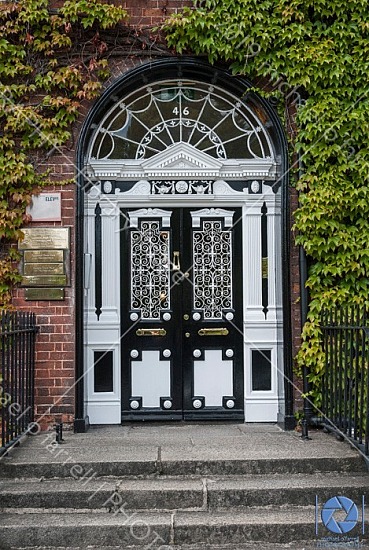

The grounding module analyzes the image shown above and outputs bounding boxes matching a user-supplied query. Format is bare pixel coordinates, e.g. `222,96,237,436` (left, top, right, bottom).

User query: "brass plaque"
24,250,64,263
19,228,69,250
25,288,65,301
24,263,64,276
21,275,67,287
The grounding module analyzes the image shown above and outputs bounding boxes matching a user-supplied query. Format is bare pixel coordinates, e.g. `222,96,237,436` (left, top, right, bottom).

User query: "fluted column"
243,201,264,322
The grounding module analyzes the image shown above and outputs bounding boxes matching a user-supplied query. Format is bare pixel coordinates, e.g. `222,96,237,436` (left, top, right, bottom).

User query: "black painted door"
121,207,244,421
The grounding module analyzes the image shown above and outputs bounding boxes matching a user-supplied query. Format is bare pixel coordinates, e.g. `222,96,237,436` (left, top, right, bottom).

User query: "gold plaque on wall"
25,288,65,301
24,263,65,276
24,250,64,263
19,228,69,250
21,275,67,287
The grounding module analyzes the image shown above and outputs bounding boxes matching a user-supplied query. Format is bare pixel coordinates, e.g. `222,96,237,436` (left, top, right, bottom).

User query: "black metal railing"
321,307,369,457
0,311,39,456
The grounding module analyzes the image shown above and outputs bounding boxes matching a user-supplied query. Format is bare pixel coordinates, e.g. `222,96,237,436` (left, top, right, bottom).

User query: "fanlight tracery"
88,81,275,163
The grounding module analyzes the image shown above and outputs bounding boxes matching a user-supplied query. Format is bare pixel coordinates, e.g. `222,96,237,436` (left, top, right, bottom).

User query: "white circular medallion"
130,313,139,322
176,181,188,193
163,313,171,321
103,181,112,193
163,400,172,409
163,349,171,358
225,312,234,321
192,312,201,321
193,349,201,358
226,399,235,409
193,399,202,409
225,349,234,358
251,180,260,193
130,400,140,409
130,349,139,359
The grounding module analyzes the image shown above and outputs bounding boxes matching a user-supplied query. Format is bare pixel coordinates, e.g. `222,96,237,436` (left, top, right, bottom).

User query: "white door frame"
83,177,283,424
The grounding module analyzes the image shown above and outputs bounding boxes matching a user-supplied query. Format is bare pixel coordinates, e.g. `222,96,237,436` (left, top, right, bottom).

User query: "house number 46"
173,107,189,116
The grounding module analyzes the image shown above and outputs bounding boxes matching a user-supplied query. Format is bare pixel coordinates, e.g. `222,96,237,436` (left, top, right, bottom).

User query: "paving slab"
2,425,361,459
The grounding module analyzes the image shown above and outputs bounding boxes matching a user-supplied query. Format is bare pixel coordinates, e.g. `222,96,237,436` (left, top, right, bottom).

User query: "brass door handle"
136,328,166,336
173,251,180,271
198,328,229,336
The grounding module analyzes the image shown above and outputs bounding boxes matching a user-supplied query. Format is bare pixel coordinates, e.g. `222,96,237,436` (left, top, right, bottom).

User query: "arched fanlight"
87,80,275,163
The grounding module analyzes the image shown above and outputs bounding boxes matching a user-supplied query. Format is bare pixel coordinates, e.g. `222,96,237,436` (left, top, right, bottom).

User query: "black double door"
121,207,244,420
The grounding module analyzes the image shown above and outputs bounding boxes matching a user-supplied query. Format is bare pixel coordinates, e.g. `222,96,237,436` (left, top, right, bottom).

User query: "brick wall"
12,184,76,430
122,0,191,26
289,186,303,411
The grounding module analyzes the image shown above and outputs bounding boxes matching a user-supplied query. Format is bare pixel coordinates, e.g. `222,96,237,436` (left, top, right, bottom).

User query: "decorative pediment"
190,208,235,228
128,208,172,228
86,142,277,181
141,143,223,171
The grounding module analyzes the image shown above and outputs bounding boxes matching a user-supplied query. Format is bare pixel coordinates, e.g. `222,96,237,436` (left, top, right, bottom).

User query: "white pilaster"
243,200,264,322
100,200,120,325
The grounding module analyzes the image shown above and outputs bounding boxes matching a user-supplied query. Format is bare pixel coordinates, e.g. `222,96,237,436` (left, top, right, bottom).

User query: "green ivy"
0,0,127,307
163,0,369,408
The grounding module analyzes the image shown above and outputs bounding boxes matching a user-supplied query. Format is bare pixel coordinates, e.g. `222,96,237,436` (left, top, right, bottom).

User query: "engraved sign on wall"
18,227,70,300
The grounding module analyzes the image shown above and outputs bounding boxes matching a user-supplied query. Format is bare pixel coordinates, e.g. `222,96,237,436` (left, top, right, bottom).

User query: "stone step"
1,472,368,512
1,545,347,550
0,453,365,479
1,507,368,548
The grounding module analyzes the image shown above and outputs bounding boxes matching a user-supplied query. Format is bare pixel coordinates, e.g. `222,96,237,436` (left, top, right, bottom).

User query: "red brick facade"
12,2,303,430
122,0,191,26
12,184,76,429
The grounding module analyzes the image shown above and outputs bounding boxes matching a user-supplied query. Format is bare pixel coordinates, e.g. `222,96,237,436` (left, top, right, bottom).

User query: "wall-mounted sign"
26,193,61,222
19,228,69,250
25,288,65,301
18,228,70,299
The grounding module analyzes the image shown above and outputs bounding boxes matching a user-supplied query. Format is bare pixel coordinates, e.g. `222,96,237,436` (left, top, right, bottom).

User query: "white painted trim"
128,208,172,228
190,207,235,228
87,142,277,181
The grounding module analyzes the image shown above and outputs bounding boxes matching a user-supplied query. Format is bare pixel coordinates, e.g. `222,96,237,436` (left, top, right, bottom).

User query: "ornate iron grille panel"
193,220,232,319
131,221,170,319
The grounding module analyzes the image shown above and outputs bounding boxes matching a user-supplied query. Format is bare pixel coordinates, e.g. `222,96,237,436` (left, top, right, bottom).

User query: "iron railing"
0,311,39,456
321,307,369,457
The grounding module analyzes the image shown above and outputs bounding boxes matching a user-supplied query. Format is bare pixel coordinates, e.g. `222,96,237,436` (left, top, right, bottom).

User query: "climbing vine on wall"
163,0,369,407
0,0,128,306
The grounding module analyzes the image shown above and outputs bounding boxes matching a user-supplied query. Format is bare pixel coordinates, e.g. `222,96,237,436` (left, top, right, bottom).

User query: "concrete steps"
1,472,369,511
0,507,333,547
0,454,366,478
0,425,368,548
